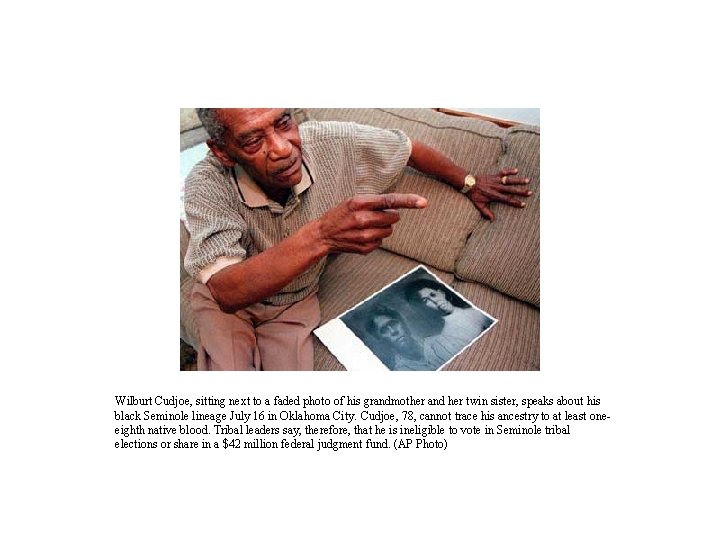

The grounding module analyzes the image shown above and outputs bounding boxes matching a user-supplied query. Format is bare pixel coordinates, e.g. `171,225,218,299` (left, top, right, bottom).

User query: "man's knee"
206,329,259,371
190,282,259,370
255,294,320,371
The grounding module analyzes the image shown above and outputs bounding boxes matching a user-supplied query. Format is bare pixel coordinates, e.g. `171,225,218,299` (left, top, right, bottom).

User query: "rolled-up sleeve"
351,123,412,194
183,170,248,283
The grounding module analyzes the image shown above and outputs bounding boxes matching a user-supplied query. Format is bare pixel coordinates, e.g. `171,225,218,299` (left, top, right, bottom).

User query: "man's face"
417,287,453,315
210,108,303,195
373,314,414,353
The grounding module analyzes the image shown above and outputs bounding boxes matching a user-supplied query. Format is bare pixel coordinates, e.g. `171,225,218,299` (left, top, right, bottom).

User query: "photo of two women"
340,267,495,371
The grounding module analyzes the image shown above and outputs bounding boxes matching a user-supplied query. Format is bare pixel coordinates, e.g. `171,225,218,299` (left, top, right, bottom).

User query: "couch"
180,108,540,370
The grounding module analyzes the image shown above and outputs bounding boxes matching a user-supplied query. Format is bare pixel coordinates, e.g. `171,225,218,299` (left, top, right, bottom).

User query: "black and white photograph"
315,266,496,371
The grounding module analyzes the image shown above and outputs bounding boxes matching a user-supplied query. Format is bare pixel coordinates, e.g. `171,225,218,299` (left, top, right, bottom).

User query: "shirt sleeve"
351,123,412,194
183,168,248,283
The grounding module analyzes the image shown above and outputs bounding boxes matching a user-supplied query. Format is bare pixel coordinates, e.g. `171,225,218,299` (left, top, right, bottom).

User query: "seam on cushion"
451,225,481,278
507,128,540,136
500,128,539,159
375,109,506,144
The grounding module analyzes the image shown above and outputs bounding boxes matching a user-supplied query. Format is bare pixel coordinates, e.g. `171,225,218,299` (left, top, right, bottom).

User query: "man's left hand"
467,168,533,221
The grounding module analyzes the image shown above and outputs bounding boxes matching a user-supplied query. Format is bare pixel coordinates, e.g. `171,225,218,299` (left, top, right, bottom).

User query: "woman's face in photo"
418,287,453,315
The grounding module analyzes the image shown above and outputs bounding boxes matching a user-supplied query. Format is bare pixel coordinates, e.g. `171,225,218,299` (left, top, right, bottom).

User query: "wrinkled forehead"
217,108,289,137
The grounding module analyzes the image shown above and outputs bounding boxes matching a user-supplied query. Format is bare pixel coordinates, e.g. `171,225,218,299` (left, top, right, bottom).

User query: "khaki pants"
190,282,320,371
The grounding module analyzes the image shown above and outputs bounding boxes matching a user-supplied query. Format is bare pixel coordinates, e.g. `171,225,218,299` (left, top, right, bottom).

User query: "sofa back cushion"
455,126,540,306
180,108,200,132
304,109,506,272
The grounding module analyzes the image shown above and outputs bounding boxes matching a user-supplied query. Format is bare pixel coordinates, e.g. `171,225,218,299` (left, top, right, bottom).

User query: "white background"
2,1,718,539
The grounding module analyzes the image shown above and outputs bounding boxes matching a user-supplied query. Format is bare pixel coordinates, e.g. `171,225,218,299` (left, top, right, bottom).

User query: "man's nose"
267,131,292,160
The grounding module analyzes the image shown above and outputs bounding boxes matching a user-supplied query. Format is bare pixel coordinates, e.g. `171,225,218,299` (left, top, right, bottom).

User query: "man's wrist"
301,220,331,259
460,174,476,194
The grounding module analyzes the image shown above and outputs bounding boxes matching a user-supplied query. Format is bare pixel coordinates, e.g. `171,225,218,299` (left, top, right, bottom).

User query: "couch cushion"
314,248,453,370
180,108,201,132
181,128,208,152
449,279,539,371
455,125,540,306
292,108,312,124
381,170,481,272
304,108,506,145
304,109,506,272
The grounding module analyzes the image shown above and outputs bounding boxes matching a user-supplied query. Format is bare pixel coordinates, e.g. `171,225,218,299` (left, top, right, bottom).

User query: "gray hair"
195,108,226,144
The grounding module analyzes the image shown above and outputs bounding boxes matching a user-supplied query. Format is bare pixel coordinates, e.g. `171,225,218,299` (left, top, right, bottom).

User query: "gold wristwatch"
460,174,476,194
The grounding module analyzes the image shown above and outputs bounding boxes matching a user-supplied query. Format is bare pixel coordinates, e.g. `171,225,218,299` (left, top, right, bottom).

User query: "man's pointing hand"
317,194,427,255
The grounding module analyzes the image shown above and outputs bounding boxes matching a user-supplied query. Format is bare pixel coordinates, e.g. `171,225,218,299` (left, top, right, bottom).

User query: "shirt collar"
232,159,313,209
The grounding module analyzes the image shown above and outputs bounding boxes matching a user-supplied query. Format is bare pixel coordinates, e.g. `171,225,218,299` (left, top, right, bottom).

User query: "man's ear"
207,139,236,167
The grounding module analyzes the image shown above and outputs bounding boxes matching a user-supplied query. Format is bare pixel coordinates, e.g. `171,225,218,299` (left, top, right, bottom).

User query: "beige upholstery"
449,280,539,371
180,108,201,133
455,126,540,306
304,109,505,271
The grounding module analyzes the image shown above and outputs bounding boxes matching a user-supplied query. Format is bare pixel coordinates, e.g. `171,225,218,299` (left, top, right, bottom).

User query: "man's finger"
501,176,531,186
348,193,428,211
358,240,383,255
353,210,401,228
499,167,519,176
476,204,495,221
376,193,428,210
334,226,393,243
496,185,533,197
489,191,526,208
360,226,394,241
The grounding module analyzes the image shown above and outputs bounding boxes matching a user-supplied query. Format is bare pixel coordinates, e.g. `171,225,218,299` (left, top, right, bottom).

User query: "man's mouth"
273,158,300,179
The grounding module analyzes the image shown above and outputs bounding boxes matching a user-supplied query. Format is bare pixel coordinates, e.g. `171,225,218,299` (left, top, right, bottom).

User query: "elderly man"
184,108,531,370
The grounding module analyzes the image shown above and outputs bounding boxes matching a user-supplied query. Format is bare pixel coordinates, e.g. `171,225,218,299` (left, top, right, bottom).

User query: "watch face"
462,175,476,193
